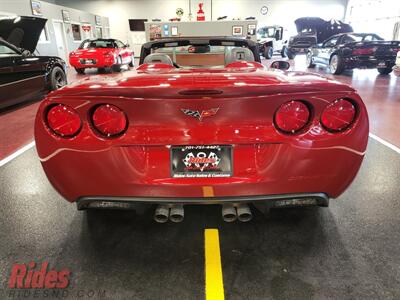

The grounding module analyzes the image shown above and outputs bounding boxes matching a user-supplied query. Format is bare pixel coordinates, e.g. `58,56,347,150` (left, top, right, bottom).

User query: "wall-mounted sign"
171,26,178,36
149,24,161,41
31,1,42,16
247,24,256,35
232,25,243,36
62,10,70,23
82,24,91,32
95,15,102,26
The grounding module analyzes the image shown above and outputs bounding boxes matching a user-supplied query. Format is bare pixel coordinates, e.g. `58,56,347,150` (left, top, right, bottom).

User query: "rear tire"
377,67,393,75
306,52,315,68
112,56,122,72
129,55,134,67
281,46,288,58
75,68,85,74
264,46,274,59
49,66,67,90
287,49,295,60
329,54,345,75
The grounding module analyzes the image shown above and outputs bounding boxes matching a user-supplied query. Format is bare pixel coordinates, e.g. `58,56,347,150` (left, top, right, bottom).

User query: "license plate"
171,145,232,178
82,59,95,65
378,61,386,67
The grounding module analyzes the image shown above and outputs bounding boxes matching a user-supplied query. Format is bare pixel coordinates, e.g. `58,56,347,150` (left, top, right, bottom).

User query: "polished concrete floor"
0,138,400,299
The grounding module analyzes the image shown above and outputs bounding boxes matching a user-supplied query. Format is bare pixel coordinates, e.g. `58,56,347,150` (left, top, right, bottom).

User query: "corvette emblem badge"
181,108,219,121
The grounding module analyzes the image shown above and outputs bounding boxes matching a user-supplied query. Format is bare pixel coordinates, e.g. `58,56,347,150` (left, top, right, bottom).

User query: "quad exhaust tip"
222,204,238,222
169,204,184,223
154,204,185,223
222,204,253,222
154,204,170,223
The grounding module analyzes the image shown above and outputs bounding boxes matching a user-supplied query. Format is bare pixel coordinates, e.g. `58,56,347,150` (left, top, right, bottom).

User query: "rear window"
79,40,115,49
152,45,243,68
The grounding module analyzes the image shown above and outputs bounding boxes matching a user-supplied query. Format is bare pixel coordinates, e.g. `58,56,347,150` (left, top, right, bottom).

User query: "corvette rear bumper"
76,192,329,210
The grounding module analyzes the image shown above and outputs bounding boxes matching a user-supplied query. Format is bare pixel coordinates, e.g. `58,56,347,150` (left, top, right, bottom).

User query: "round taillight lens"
92,104,127,137
274,101,310,133
46,104,81,137
321,99,356,132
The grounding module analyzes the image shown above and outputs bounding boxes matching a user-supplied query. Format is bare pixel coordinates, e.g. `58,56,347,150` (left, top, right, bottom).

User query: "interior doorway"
53,21,68,63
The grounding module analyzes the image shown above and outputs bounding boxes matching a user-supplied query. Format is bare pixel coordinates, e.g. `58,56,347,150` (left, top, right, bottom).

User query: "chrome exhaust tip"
154,204,170,223
237,204,252,222
169,204,184,223
222,204,237,222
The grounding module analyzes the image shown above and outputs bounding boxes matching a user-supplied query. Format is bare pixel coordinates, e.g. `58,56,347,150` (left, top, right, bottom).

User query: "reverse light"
352,47,376,55
274,101,311,134
46,104,82,137
91,104,127,137
321,99,356,132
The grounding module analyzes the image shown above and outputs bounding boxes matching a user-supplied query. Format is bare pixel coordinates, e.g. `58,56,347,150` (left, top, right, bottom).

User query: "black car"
0,16,67,110
287,17,353,59
306,33,400,75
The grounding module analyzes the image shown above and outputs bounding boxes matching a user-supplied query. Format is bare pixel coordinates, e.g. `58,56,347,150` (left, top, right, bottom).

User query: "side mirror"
125,43,130,48
270,60,290,70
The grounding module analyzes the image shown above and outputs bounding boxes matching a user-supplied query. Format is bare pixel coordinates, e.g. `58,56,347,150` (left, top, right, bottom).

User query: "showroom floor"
0,57,399,299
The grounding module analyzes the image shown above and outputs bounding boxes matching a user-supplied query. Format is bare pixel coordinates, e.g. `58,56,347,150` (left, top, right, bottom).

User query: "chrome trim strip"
0,75,44,87
76,193,329,210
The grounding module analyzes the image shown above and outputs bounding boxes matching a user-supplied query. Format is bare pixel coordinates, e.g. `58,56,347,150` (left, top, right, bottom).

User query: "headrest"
225,47,255,65
143,53,173,65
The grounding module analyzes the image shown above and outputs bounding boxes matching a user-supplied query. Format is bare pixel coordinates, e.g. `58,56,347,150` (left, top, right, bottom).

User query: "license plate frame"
171,145,233,178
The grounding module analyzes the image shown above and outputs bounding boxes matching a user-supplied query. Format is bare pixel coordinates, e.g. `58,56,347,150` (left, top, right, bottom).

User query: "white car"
393,51,400,76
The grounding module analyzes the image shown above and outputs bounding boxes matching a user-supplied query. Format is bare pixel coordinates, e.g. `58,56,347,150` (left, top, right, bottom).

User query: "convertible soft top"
139,37,261,64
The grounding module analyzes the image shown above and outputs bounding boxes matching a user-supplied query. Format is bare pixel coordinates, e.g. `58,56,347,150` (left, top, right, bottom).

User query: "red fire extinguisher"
197,3,205,21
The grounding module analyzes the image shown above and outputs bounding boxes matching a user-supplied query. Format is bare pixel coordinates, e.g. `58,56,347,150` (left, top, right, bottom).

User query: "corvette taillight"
46,104,82,137
274,101,311,134
352,47,375,55
91,104,127,137
321,99,356,132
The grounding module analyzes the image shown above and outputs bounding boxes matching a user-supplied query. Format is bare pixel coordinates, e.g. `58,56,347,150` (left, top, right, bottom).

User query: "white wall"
0,0,109,57
54,0,349,46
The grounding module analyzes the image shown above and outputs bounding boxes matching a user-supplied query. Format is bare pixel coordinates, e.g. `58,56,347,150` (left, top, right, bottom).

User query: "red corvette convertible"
69,38,134,74
35,37,369,223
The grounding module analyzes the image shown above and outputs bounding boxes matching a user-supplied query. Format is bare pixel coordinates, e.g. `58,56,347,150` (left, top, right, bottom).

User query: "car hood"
0,16,47,52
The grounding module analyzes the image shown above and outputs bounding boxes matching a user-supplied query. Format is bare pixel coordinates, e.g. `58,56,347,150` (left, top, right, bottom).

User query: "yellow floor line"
202,186,215,197
205,229,225,300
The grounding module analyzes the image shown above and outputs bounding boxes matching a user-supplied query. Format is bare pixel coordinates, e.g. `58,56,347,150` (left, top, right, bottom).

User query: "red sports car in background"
69,38,134,74
35,37,369,223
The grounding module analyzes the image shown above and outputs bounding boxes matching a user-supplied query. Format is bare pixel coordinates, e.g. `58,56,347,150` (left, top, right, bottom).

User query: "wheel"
49,66,67,90
281,46,288,58
306,52,315,68
377,67,393,75
75,68,85,74
287,49,296,60
264,46,274,59
112,56,122,72
329,54,345,75
129,55,134,67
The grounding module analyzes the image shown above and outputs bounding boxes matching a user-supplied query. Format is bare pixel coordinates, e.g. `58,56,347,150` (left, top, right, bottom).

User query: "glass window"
115,40,125,48
38,26,49,42
79,39,115,49
71,24,82,41
96,27,103,38
0,43,19,55
323,37,338,47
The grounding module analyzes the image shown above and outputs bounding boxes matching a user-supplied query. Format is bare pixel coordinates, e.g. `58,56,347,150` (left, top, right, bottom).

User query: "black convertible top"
139,37,261,64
